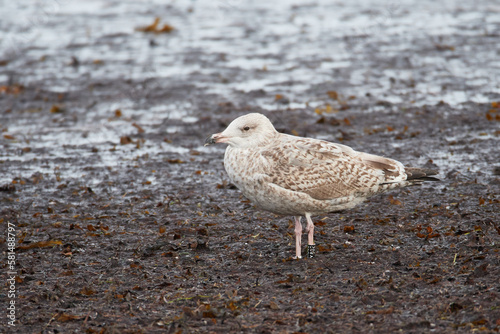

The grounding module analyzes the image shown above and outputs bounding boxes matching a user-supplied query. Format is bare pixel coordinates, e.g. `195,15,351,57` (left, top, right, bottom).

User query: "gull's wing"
260,135,406,200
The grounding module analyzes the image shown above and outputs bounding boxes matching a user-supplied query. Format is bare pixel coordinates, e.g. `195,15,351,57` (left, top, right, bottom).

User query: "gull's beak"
204,133,228,146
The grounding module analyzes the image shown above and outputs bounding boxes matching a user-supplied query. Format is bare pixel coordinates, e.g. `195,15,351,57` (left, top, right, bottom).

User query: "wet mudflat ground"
1,0,499,333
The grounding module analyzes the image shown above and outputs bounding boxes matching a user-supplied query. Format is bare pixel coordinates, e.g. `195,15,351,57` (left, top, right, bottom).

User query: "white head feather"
210,113,277,149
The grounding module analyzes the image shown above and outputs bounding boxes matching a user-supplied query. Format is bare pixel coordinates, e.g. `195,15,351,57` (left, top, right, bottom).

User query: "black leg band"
307,244,316,258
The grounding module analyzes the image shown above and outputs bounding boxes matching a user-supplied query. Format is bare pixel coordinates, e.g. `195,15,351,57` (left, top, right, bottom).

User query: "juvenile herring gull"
205,113,438,259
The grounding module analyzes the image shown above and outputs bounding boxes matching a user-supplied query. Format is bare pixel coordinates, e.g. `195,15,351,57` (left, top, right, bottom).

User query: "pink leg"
294,216,302,259
305,213,316,258
305,213,315,246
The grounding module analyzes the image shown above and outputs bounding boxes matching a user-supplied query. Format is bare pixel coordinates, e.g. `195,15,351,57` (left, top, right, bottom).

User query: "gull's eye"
243,126,250,131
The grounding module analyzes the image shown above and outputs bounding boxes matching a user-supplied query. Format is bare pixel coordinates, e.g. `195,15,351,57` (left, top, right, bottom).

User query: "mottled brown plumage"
205,113,438,258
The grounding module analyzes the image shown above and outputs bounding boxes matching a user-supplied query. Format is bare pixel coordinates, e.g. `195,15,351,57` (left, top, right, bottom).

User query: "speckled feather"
219,115,415,216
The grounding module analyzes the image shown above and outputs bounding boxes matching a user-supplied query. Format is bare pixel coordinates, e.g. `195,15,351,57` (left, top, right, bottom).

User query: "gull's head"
205,113,277,149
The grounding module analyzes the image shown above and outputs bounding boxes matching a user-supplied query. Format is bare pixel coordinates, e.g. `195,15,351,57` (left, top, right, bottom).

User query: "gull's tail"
405,168,440,183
